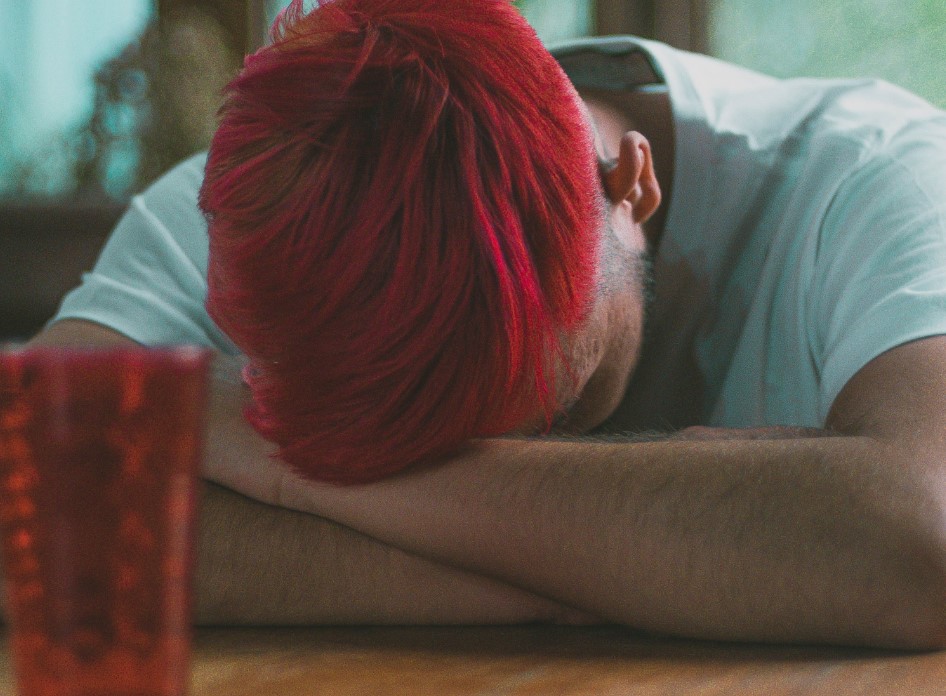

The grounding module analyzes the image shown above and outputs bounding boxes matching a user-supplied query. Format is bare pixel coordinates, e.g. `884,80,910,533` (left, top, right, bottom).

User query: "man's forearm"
33,321,589,627
200,354,599,626
195,480,595,626
286,436,946,648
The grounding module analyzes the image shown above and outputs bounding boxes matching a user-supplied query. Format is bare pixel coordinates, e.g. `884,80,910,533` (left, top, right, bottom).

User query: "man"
32,0,946,648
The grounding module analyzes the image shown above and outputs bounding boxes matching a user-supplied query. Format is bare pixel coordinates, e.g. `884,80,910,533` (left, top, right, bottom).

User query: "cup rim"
0,344,213,368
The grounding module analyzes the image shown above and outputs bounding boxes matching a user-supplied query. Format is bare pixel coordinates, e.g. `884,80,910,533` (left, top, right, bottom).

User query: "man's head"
200,0,658,483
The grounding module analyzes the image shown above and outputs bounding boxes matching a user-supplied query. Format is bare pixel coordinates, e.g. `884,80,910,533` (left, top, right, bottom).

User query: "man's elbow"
878,572,946,650
873,501,946,650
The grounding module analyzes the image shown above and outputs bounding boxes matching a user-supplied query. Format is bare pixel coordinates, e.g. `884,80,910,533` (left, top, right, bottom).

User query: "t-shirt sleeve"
812,120,946,422
52,153,239,354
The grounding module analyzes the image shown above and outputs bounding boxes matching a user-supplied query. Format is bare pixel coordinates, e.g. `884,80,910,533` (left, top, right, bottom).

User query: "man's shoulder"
143,152,208,199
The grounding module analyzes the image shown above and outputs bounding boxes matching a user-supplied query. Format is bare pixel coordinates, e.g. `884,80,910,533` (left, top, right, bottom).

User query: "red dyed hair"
200,0,600,483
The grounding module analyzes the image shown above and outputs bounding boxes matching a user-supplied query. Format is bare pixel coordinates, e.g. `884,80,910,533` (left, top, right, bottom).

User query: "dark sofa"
0,201,123,341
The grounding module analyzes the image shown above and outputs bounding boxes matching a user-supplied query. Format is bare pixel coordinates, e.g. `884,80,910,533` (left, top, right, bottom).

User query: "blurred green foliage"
711,0,946,108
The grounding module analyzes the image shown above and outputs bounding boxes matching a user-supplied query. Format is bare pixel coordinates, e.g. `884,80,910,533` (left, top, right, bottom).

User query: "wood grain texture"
1,626,943,695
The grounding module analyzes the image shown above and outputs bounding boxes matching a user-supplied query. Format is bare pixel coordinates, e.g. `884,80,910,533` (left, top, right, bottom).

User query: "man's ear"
602,131,661,224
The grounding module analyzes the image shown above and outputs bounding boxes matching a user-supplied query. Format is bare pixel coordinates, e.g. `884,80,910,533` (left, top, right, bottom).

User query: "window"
1,0,244,201
710,0,946,108
0,0,154,198
516,0,594,43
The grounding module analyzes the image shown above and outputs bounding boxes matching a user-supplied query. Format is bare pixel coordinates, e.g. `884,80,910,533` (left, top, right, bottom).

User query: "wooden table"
1,625,944,695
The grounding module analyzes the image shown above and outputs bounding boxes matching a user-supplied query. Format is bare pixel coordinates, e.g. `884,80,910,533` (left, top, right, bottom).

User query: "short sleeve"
812,120,946,421
52,153,239,354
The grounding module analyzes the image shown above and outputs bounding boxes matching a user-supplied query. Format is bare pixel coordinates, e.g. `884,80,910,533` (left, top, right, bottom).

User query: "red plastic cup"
0,346,211,696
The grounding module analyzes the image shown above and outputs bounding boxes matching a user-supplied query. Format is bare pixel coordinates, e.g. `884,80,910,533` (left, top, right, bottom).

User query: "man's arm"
279,337,946,649
30,319,592,626
195,481,590,625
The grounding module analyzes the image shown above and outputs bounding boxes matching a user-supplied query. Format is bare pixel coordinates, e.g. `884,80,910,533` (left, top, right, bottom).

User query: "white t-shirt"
54,37,946,430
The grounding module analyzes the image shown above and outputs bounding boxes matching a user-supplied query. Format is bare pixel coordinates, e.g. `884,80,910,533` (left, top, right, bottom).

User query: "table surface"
1,625,944,695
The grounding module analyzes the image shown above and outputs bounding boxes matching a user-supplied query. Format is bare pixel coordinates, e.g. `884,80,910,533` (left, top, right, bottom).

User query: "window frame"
595,0,708,52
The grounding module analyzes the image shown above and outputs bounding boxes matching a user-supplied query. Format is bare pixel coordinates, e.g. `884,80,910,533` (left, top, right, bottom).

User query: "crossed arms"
32,319,946,649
